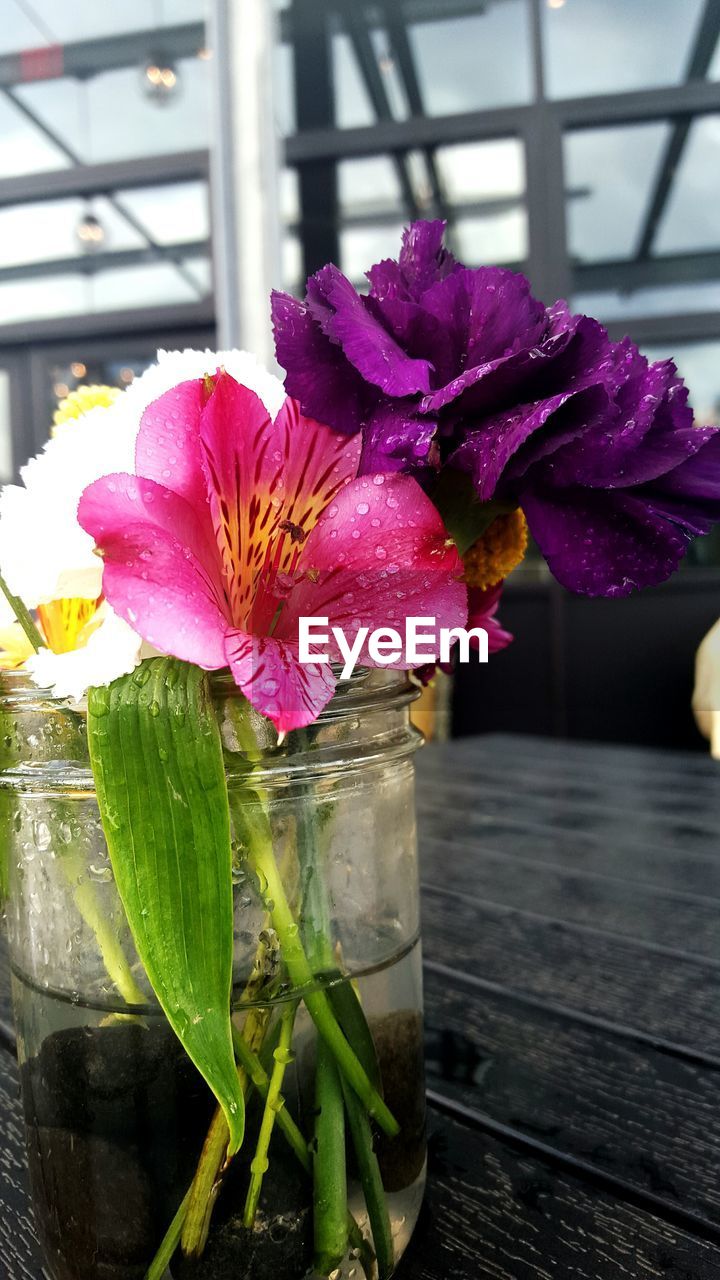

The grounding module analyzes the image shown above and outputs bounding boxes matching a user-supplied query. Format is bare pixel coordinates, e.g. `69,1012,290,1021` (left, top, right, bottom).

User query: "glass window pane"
408,2,533,114
655,115,720,255
341,224,405,283
338,156,402,214
436,138,527,267
454,210,527,267
435,138,525,204
4,0,206,47
113,181,209,245
0,93,70,176
544,0,706,99
13,54,211,164
564,123,671,262
332,32,374,129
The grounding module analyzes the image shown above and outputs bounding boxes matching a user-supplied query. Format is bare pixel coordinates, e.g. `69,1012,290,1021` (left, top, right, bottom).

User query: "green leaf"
431,467,517,557
87,657,244,1154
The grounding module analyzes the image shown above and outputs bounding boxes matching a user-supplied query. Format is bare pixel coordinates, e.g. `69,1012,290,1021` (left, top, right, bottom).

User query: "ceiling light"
76,212,105,252
70,362,87,379
142,58,180,103
547,0,567,8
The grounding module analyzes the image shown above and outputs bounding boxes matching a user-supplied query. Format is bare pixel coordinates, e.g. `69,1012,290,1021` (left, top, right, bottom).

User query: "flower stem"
61,842,145,1007
0,570,43,652
232,1024,377,1280
229,701,399,1138
248,832,399,1136
313,1034,348,1275
144,1188,192,1280
341,1078,394,1280
181,939,280,1257
243,1000,298,1227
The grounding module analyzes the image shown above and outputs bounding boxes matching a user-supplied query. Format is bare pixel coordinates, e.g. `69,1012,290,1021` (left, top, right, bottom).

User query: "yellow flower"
0,624,35,670
52,384,121,434
36,597,102,654
463,509,528,590
0,597,102,672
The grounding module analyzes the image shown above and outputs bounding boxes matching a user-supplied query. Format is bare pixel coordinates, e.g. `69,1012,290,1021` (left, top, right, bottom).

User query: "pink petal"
467,583,513,653
135,378,209,513
199,375,359,627
78,473,228,669
278,473,467,667
224,629,336,734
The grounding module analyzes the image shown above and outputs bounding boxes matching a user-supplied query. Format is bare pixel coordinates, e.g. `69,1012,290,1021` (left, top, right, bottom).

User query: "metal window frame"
0,5,719,353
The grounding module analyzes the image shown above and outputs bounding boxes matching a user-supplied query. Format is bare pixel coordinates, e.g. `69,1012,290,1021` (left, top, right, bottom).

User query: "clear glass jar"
0,669,426,1280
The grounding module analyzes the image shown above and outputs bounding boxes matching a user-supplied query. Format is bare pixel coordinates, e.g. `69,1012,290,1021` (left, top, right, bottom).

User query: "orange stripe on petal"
199,376,360,630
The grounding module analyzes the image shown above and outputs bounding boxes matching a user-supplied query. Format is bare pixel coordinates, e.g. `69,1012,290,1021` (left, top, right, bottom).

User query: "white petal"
125,347,286,419
26,608,144,702
0,400,136,606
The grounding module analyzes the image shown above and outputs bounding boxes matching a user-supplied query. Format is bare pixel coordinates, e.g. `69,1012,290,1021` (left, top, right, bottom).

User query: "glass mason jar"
0,668,426,1280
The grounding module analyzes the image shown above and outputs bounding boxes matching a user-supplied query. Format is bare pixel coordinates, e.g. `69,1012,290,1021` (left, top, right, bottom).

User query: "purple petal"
358,404,439,476
521,485,691,597
307,264,433,397
271,289,368,434
450,386,608,501
396,220,459,298
421,299,579,416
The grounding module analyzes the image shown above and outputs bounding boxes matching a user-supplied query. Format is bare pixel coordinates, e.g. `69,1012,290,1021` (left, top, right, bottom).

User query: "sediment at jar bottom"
20,1019,215,1280
16,975,426,1280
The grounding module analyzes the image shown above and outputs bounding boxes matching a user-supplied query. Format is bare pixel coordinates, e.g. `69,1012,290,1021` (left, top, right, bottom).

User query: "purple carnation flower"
272,219,720,597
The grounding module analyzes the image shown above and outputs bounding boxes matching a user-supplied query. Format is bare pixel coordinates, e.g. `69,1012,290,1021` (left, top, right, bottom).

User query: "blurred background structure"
0,0,719,746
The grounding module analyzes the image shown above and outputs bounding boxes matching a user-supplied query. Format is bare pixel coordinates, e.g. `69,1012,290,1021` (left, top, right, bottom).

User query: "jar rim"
0,664,420,722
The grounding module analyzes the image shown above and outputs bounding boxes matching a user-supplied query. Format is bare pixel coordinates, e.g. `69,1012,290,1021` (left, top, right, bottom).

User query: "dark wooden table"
3,733,720,1278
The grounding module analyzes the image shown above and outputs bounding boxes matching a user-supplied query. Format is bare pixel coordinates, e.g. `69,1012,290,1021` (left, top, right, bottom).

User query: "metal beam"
574,248,720,293
337,0,421,219
0,23,205,88
292,0,339,279
0,239,208,284
605,310,720,345
2,86,206,300
286,80,720,167
380,0,451,224
0,298,216,346
0,150,209,209
634,0,720,259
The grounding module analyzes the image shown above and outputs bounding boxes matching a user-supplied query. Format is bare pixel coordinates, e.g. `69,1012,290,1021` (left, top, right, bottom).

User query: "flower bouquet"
1,222,718,1280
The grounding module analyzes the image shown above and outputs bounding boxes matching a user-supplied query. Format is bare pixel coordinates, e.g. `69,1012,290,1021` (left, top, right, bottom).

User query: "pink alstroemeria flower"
78,372,467,733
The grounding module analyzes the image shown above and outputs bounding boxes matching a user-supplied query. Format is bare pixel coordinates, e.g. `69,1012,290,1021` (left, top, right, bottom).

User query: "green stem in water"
144,1188,192,1280
314,1035,348,1276
181,937,280,1257
243,1000,299,1227
232,1025,376,1280
0,570,43,652
248,832,398,1136
229,702,399,1138
61,842,145,1007
341,1079,394,1280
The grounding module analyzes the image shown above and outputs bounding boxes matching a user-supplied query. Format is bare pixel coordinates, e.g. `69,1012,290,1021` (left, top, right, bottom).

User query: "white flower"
26,604,147,703
0,348,285,609
0,401,137,606
0,348,285,697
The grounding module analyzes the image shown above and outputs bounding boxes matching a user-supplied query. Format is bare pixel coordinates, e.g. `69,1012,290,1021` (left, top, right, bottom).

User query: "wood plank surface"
3,734,720,1278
